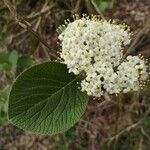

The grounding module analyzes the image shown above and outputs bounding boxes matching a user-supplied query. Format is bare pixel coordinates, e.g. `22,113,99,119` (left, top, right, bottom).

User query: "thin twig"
141,127,150,142
72,0,82,13
90,0,105,19
107,107,150,144
27,3,56,20
103,92,111,101
122,18,150,60
88,92,114,113
33,2,48,31
3,0,59,60
0,5,7,11
88,102,115,113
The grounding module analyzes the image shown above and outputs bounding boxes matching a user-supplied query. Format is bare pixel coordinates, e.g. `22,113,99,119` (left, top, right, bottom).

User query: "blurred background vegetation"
0,0,150,149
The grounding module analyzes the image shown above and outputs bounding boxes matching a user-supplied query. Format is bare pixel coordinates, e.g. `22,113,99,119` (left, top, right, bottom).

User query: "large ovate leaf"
8,61,89,134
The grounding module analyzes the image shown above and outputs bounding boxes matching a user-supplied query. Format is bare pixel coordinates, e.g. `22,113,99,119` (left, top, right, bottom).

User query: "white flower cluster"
58,17,130,74
81,56,148,97
58,15,149,97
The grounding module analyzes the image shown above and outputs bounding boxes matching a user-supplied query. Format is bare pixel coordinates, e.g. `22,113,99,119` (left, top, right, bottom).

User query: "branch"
122,18,150,60
90,0,105,19
72,0,82,13
107,107,150,144
27,3,56,20
3,0,59,60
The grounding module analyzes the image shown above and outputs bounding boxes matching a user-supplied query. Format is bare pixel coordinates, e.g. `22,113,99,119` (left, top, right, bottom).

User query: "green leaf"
0,86,11,126
100,1,112,11
0,85,11,104
2,63,12,72
94,0,113,12
8,61,89,134
8,50,18,69
17,56,33,69
0,52,9,64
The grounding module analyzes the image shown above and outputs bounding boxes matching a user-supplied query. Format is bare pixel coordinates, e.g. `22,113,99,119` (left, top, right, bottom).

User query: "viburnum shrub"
8,15,149,135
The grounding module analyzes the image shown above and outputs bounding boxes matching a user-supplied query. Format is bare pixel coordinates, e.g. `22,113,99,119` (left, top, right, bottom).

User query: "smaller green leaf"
0,63,12,73
0,86,11,126
8,50,18,69
1,63,12,72
0,86,11,101
94,0,113,12
0,52,9,64
17,56,33,69
100,2,110,11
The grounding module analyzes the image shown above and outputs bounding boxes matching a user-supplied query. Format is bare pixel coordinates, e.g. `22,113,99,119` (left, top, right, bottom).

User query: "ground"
0,0,150,150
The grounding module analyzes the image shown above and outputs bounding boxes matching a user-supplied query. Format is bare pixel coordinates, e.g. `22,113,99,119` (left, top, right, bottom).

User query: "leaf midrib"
10,75,79,119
